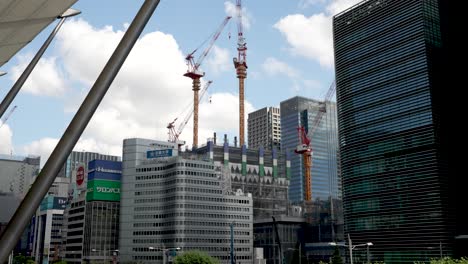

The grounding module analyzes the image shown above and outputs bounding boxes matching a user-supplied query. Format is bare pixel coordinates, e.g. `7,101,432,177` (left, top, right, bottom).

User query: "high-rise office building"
119,138,253,264
57,151,120,199
62,159,122,264
280,97,340,203
248,107,281,150
31,196,68,264
0,155,40,197
333,0,463,262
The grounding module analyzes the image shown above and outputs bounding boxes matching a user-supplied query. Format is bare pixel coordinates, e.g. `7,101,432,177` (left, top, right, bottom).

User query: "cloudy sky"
0,0,361,166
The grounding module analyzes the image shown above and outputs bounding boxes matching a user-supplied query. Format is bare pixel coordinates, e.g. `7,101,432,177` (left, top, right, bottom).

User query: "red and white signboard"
76,166,85,186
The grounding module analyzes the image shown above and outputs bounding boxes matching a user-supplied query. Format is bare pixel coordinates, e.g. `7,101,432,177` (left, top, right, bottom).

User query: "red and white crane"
168,80,213,146
183,16,231,148
295,80,336,201
233,0,248,146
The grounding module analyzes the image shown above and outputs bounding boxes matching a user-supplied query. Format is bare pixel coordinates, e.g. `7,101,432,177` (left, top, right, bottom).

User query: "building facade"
31,196,67,264
333,0,462,262
57,151,120,199
119,138,253,264
0,155,40,197
83,160,121,263
248,107,281,150
62,195,86,264
194,138,291,219
280,97,340,203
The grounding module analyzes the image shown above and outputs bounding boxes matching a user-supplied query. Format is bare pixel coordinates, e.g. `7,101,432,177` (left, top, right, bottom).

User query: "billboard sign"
40,196,67,211
86,180,121,202
147,149,173,159
76,166,85,186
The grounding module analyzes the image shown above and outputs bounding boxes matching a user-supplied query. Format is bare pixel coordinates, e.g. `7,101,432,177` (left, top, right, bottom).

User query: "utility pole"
348,234,353,264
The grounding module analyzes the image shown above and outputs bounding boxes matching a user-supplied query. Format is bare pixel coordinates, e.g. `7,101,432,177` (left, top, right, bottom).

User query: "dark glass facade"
280,97,340,203
334,0,463,263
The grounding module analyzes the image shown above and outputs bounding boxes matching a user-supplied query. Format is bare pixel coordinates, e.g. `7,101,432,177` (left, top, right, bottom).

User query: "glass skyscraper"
280,96,340,203
334,0,463,262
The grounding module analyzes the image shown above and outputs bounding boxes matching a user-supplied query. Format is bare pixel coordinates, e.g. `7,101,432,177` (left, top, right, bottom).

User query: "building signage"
147,149,173,159
86,180,121,202
40,196,68,211
76,166,85,186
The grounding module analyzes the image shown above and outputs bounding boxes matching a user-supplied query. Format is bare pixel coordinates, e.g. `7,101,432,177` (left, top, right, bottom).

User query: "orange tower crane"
167,80,213,146
184,16,231,149
295,81,336,201
233,0,247,146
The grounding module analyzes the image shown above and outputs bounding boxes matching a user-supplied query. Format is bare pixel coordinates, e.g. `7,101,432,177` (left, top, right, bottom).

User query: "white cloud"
0,122,13,154
18,18,255,160
21,137,58,167
274,0,362,68
205,45,231,75
262,57,299,78
326,0,361,15
224,1,252,30
298,0,326,9
9,55,68,97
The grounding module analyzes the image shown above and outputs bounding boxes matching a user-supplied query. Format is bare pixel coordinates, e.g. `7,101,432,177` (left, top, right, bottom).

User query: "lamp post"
149,247,180,264
329,238,373,264
0,8,81,119
286,246,301,264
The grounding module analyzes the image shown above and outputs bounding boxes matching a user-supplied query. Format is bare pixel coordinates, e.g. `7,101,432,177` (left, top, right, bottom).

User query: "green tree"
13,255,35,264
173,250,220,264
331,246,343,264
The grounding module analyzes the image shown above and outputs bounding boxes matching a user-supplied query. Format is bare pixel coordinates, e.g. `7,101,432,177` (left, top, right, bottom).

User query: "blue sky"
0,0,361,165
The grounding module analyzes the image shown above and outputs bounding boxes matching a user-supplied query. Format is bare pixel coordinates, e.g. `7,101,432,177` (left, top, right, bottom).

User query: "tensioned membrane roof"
0,0,77,68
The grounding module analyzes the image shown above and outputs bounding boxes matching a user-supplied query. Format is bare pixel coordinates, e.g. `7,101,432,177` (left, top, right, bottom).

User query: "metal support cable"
0,0,161,261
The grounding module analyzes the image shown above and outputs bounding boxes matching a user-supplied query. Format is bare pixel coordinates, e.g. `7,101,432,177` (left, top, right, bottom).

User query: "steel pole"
0,0,161,261
367,245,370,264
0,17,66,119
348,234,353,264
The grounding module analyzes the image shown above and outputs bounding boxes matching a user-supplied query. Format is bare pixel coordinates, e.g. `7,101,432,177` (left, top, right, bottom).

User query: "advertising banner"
147,149,173,159
86,180,121,202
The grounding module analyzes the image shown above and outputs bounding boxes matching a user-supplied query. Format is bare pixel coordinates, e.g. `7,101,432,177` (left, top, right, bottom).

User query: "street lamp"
0,8,81,119
329,237,373,264
0,72,6,77
149,247,181,264
286,247,302,264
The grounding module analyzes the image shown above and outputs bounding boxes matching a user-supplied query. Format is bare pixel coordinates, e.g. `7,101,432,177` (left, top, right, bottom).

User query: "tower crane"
167,81,213,146
233,0,248,147
184,16,231,149
0,105,17,129
295,81,336,201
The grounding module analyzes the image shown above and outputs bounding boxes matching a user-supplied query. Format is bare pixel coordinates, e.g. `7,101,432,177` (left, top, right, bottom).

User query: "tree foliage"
173,250,220,264
13,255,35,264
331,246,343,264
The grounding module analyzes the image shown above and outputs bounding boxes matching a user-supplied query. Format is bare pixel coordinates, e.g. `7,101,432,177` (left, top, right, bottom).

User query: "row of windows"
134,203,249,213
133,220,250,228
135,178,219,188
134,211,250,220
135,186,222,196
133,237,250,244
134,195,250,205
136,170,217,181
133,229,250,236
136,162,214,173
133,247,251,253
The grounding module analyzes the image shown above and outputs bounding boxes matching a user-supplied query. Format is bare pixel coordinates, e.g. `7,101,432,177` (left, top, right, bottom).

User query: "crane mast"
295,81,336,202
167,81,213,146
233,0,247,147
184,16,231,149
